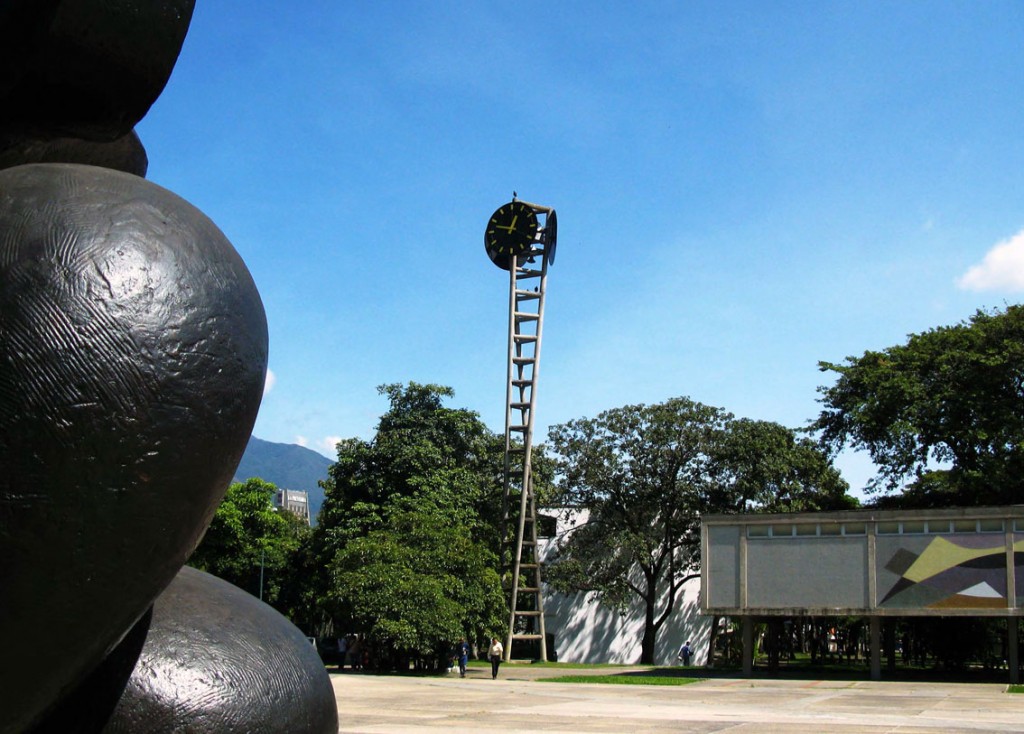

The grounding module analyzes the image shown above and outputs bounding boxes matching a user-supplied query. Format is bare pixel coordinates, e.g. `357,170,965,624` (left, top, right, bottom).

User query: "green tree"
707,418,854,514
189,477,307,604
313,383,507,669
274,529,330,637
545,397,851,664
813,305,1024,506
318,383,503,544
327,505,505,670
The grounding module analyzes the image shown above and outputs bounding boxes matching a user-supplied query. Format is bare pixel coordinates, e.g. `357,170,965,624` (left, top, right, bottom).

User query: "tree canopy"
313,383,507,669
545,396,851,664
708,417,854,514
188,477,308,604
317,383,502,543
327,505,505,669
813,305,1024,506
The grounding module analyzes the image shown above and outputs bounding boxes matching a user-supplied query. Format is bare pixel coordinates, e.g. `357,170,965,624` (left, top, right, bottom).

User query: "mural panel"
877,535,1012,610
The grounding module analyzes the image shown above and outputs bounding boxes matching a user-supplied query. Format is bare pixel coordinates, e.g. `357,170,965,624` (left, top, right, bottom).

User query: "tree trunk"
640,593,658,664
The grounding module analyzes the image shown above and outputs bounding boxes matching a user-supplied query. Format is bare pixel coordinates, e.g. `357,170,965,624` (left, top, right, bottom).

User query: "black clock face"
485,201,538,259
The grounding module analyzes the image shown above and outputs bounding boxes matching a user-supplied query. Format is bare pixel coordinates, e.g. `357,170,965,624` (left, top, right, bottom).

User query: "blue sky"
137,2,1024,495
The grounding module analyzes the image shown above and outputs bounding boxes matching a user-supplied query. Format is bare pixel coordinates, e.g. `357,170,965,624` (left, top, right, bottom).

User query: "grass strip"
538,674,699,686
1008,685,1024,694
520,661,635,668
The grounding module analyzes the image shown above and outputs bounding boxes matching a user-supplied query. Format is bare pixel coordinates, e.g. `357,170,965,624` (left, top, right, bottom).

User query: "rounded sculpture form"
0,130,148,175
0,0,196,140
0,163,268,734
102,567,339,734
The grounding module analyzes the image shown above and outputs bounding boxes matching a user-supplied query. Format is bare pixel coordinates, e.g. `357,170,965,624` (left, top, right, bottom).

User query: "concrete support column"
884,619,897,672
1009,618,1019,685
742,616,754,677
869,617,881,681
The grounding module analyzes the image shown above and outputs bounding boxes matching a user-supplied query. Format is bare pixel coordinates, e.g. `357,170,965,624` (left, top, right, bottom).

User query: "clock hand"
493,214,521,234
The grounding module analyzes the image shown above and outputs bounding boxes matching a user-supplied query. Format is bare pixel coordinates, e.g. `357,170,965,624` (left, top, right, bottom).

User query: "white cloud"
957,229,1024,292
294,435,308,447
319,436,342,456
263,368,277,396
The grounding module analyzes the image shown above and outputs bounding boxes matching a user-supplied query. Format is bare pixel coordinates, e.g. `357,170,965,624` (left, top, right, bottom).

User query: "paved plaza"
329,666,1024,733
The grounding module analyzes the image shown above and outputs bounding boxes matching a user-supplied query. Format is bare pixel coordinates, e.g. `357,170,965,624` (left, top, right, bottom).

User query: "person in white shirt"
488,637,504,679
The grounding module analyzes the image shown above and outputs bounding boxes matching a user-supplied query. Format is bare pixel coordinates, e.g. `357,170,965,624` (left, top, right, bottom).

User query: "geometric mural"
879,536,1023,610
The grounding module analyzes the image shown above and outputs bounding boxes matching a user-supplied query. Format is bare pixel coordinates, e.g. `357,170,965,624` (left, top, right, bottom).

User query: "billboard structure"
701,505,1024,681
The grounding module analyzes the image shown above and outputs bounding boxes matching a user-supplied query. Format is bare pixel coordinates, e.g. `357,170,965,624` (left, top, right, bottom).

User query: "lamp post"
259,545,266,601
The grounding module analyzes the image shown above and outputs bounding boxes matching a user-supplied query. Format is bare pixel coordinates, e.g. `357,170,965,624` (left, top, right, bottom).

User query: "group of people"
453,637,505,679
336,634,368,670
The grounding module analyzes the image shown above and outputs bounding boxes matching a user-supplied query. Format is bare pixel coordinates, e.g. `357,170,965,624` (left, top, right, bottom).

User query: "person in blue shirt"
678,641,692,666
456,638,471,678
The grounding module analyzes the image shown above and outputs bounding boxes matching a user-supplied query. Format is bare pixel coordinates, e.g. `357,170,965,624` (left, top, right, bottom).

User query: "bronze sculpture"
0,3,337,732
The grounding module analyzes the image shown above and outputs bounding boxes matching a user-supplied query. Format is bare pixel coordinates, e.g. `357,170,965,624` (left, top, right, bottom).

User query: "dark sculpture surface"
28,611,154,734
0,2,339,732
102,567,339,734
0,163,269,732
0,130,148,175
0,0,196,140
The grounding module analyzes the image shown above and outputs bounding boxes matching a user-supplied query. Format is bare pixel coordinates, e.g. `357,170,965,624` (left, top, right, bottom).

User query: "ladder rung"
512,357,534,364
511,402,531,409
513,610,542,616
514,334,537,343
511,379,533,386
514,312,540,321
517,269,543,278
518,587,540,593
510,425,528,432
518,563,539,570
515,290,540,300
512,634,544,641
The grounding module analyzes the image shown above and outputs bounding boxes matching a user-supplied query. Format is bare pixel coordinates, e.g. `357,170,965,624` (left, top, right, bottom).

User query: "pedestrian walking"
456,638,470,678
488,637,504,679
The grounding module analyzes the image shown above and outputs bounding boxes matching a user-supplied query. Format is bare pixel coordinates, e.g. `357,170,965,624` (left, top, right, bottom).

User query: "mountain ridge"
232,436,332,523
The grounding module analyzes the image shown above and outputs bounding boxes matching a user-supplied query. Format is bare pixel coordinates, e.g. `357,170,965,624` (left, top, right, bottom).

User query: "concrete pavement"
328,666,1024,733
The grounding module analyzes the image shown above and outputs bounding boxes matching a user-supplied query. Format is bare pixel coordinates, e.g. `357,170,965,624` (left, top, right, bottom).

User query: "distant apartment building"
274,489,311,525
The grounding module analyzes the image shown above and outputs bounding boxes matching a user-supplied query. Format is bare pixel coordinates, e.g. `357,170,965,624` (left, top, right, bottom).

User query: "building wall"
746,536,868,609
703,507,1024,616
274,489,310,525
706,525,739,609
540,510,711,666
542,575,710,666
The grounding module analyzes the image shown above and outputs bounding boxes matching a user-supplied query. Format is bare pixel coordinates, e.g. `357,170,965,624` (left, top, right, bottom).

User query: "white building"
274,489,310,525
539,510,711,666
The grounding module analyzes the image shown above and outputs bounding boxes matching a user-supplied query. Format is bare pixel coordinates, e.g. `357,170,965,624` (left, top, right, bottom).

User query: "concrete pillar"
1009,618,1019,685
742,616,754,677
884,619,897,672
869,617,881,681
